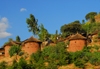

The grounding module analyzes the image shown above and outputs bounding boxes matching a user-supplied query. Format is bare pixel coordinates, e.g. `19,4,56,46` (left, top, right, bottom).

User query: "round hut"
23,36,42,55
68,33,87,52
3,41,21,57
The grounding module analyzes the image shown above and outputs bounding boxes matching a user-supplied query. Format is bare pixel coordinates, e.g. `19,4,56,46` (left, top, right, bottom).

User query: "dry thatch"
69,33,87,41
3,41,21,47
23,36,42,44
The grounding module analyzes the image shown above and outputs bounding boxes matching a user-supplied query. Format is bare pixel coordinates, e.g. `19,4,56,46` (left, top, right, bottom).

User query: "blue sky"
0,0,100,47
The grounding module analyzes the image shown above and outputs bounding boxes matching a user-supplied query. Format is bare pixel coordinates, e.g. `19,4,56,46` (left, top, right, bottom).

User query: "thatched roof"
69,33,87,41
0,48,4,50
23,36,42,44
3,41,21,47
91,30,100,35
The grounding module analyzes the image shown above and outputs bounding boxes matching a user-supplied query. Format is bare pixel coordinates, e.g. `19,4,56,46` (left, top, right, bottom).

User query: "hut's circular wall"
5,45,11,57
25,42,40,55
69,40,86,52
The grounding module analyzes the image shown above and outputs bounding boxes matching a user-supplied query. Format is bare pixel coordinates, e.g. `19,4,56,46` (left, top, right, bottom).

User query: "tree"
9,38,13,42
38,23,49,41
9,45,21,57
60,21,86,37
85,12,97,22
26,14,39,37
82,19,85,24
16,35,20,42
54,30,58,44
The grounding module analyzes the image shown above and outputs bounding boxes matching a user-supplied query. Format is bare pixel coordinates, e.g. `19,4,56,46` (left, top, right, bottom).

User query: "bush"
89,51,100,66
94,45,100,51
0,61,7,69
83,52,92,62
82,46,92,52
66,41,70,45
18,52,24,56
74,58,85,68
18,57,28,69
46,62,58,69
98,33,100,37
9,45,21,57
24,55,27,59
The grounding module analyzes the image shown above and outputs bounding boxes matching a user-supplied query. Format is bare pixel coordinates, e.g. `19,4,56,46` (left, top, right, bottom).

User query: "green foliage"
89,51,100,66
85,12,97,20
26,14,39,37
18,57,28,69
30,50,46,69
38,23,49,41
82,19,85,24
9,38,13,42
42,42,69,66
24,55,27,59
82,46,92,52
18,52,24,56
83,52,92,62
94,45,99,51
66,41,70,45
98,33,100,37
16,35,20,42
74,58,85,68
46,62,58,69
82,22,100,34
60,21,86,37
8,59,18,69
30,50,43,63
9,45,21,57
0,61,7,69
54,30,58,44
3,42,9,45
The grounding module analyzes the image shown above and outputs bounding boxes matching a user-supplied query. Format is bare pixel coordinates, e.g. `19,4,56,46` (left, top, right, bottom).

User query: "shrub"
18,52,24,56
9,59,18,69
9,45,21,57
74,58,85,68
94,45,100,51
83,52,92,62
66,41,70,45
24,55,27,59
46,62,58,69
0,61,7,69
42,42,69,66
98,33,100,37
18,57,28,69
89,51,100,66
30,50,42,63
82,46,92,52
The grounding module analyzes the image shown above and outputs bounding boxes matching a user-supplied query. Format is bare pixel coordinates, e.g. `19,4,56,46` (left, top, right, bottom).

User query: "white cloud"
0,17,12,39
20,8,27,12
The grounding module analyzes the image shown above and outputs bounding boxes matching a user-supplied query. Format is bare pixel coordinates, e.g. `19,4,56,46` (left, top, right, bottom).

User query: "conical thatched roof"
3,41,21,47
91,30,100,35
23,36,42,44
69,32,87,41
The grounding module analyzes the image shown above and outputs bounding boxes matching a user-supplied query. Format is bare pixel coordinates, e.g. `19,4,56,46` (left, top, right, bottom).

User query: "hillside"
95,14,100,22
